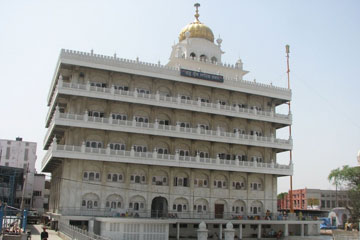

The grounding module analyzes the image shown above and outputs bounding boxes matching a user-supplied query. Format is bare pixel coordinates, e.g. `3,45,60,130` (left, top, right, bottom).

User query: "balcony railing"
44,110,292,151
41,141,293,175
45,79,292,127
48,49,292,104
55,207,313,221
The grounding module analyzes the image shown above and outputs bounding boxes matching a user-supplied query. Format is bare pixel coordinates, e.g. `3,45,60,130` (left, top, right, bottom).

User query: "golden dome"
178,3,214,43
179,21,214,42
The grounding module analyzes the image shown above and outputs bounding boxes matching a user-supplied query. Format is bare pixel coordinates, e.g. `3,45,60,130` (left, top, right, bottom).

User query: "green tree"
328,165,360,224
277,192,288,199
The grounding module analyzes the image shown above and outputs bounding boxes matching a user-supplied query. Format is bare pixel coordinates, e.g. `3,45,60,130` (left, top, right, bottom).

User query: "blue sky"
0,0,359,193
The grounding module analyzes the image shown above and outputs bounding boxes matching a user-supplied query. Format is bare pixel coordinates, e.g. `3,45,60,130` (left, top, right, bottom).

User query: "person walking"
40,227,49,240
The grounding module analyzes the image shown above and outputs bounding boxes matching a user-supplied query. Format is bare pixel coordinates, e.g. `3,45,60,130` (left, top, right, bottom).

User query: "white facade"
0,138,37,171
0,138,38,209
32,174,46,214
42,6,299,239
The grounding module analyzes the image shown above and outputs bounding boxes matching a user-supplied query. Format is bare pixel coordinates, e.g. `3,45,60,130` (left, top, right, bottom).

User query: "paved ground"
26,224,63,240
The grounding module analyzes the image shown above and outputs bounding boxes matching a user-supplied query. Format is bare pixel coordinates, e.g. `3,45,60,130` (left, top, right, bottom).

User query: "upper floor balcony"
41,139,293,176
44,109,293,151
47,49,292,105
45,79,292,128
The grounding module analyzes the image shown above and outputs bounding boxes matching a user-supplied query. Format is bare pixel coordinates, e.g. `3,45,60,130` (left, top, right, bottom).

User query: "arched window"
190,52,196,59
89,172,95,181
200,55,207,62
135,176,141,183
177,205,182,212
86,141,103,148
112,174,118,182
211,57,217,63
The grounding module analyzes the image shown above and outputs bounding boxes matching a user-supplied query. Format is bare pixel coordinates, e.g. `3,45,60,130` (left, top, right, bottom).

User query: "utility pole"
20,163,29,212
286,45,294,214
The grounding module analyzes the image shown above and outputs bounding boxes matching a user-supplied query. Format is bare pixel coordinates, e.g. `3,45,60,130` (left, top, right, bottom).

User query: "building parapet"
44,110,292,151
41,141,293,175
47,49,292,105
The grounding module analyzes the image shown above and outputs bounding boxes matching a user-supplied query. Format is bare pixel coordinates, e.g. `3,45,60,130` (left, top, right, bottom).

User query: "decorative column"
284,223,289,237
257,224,261,240
177,222,180,240
106,144,111,155
81,141,86,153
301,224,304,237
224,222,235,240
197,125,201,134
219,223,223,240
197,222,208,240
155,91,160,101
130,146,135,157
55,105,60,118
153,148,158,159
239,224,243,240
88,219,94,233
84,111,89,121
52,136,58,150
175,150,179,161
132,116,136,127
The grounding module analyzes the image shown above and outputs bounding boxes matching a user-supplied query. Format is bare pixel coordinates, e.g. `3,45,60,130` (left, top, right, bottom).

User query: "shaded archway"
151,196,168,218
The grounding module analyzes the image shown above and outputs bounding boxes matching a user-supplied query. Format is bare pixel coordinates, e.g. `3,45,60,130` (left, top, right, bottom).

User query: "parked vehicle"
27,210,40,224
320,217,337,229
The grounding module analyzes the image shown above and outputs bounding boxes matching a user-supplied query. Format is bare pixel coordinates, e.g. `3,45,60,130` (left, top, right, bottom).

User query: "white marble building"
40,4,319,240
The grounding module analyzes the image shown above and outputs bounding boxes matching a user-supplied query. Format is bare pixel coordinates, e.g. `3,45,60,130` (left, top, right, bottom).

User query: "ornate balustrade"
47,49,291,104
44,109,292,151
41,141,293,175
45,79,292,128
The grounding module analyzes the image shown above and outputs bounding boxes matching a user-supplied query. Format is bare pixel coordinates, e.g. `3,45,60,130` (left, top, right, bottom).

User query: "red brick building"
278,188,349,213
278,189,308,211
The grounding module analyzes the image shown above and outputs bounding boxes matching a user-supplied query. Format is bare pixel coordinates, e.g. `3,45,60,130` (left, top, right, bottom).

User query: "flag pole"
285,45,294,214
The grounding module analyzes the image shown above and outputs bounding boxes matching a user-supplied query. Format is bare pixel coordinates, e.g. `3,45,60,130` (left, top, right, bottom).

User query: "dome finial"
194,3,200,22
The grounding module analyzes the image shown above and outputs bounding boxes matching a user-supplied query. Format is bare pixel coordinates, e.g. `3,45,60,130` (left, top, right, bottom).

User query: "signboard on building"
307,198,320,210
180,68,224,83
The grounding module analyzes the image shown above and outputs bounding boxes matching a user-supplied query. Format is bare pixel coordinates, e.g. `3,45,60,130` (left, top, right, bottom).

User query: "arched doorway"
151,197,168,218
